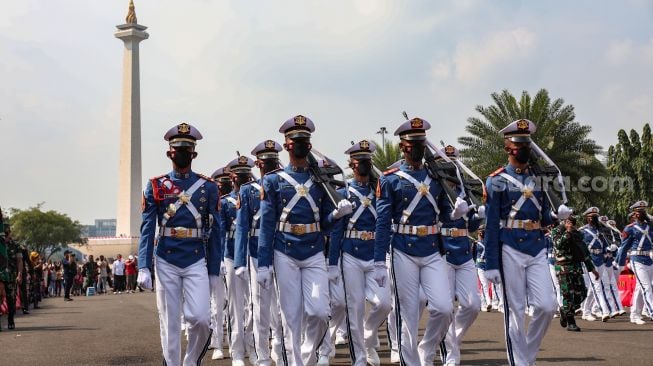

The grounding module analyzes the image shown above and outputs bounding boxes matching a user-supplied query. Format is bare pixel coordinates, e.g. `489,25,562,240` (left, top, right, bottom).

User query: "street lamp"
376,127,387,153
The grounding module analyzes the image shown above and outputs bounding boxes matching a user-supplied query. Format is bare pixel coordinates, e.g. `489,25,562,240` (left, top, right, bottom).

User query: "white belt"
392,224,440,237
345,230,375,241
440,228,468,238
631,250,651,256
547,254,555,259
501,219,541,231
589,248,603,255
278,222,320,235
159,227,201,239
250,228,260,237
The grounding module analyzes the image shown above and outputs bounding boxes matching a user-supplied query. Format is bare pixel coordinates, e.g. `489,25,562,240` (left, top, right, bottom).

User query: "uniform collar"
170,169,194,180
400,161,423,172
505,164,529,175
286,164,309,173
351,179,370,188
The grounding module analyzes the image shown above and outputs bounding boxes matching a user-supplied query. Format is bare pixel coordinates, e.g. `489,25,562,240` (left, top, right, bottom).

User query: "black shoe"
559,308,568,328
64,297,74,301
22,309,29,315
8,318,15,330
566,315,581,332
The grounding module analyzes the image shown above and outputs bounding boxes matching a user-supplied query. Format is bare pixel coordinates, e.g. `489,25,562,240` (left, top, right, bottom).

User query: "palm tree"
457,89,606,208
372,140,402,171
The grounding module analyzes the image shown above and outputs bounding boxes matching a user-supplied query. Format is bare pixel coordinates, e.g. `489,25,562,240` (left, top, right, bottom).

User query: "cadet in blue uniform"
617,200,653,324
484,119,571,366
208,167,230,360
326,140,391,366
579,207,612,322
137,123,221,366
233,140,284,366
222,156,256,366
475,227,495,312
257,115,353,366
600,217,625,316
437,145,482,366
375,117,469,366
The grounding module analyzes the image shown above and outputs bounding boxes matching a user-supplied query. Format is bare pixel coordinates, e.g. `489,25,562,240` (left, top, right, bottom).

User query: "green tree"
457,89,606,207
372,139,402,171
8,203,85,257
605,124,653,226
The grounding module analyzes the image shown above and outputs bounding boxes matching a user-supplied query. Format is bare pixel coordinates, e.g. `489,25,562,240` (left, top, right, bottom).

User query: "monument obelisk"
115,0,148,238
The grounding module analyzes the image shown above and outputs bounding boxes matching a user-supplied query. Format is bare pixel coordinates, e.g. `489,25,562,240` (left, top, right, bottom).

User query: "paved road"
1,292,650,365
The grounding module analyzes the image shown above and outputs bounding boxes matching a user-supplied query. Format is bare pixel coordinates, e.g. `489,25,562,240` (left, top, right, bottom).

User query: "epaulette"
197,173,215,182
264,167,283,176
151,173,168,181
240,180,254,187
488,167,505,177
383,167,399,176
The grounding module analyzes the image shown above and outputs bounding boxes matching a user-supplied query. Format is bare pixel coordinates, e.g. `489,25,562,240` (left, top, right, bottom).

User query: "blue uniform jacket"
441,207,482,266
580,224,605,267
475,240,487,270
374,162,453,262
484,164,553,271
600,228,617,267
220,191,239,260
138,170,221,275
234,181,263,268
617,222,653,266
328,180,378,266
257,166,337,268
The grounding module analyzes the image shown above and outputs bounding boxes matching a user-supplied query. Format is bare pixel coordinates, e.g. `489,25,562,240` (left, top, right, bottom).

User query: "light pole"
376,127,387,153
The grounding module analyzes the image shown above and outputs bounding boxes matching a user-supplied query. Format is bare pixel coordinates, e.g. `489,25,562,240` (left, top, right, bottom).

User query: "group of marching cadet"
135,115,653,366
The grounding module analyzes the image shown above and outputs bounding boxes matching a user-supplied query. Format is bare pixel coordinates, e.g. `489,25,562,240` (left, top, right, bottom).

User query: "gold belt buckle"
360,231,372,241
524,221,536,230
172,227,190,238
416,226,428,237
291,224,306,235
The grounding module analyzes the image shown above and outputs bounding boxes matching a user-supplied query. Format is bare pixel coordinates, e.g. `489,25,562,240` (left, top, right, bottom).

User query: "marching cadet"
208,166,230,359
257,115,353,366
579,207,612,322
475,227,493,312
617,200,653,324
233,140,285,366
551,216,598,331
484,119,571,366
375,117,469,366
435,145,482,366
137,123,221,366
327,140,391,366
599,216,625,317
222,156,257,366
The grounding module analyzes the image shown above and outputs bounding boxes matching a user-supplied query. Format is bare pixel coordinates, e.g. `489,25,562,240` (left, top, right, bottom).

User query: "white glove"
477,205,486,219
373,262,388,288
485,269,502,284
450,197,469,220
137,268,153,290
609,244,618,252
328,265,340,284
209,274,220,290
556,204,572,220
332,199,353,219
235,266,247,279
257,266,271,289
220,262,227,276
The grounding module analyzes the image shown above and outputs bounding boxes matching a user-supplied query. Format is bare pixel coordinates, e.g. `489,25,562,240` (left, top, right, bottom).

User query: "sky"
1,0,652,224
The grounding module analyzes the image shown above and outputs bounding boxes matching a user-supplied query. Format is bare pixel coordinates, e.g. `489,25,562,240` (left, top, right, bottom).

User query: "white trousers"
224,258,254,360
209,272,226,350
390,249,453,366
249,256,283,366
155,257,211,366
501,246,556,366
548,264,562,308
601,265,621,313
318,264,346,359
477,268,491,308
493,282,504,308
632,261,653,317
582,264,611,317
605,266,623,312
274,250,330,366
443,259,481,365
386,252,426,354
340,253,392,366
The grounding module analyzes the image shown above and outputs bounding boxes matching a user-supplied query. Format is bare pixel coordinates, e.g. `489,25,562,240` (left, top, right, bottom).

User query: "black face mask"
637,212,650,223
590,216,599,226
510,146,531,164
292,141,311,159
233,174,251,186
407,143,425,162
218,182,232,196
356,160,372,177
170,149,194,168
261,159,279,174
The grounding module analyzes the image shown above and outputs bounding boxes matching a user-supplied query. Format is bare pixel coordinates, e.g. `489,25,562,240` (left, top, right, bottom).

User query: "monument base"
72,237,140,260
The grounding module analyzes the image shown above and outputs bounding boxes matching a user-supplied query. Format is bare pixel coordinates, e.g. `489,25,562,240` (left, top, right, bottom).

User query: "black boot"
566,314,581,332
7,315,15,330
559,308,568,328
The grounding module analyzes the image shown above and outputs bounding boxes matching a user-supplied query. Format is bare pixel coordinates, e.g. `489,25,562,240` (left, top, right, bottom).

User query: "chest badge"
178,191,191,204
418,183,429,196
521,187,533,199
296,185,308,197
361,197,371,207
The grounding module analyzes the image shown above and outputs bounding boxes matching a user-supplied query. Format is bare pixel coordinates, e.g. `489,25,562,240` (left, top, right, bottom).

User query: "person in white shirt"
112,254,126,293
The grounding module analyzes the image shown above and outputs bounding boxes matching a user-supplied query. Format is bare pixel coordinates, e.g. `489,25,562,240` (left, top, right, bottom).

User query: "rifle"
528,154,565,211
423,145,460,207
307,152,346,206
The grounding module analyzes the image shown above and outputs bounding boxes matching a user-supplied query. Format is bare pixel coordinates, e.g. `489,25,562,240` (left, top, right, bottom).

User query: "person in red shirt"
125,255,138,293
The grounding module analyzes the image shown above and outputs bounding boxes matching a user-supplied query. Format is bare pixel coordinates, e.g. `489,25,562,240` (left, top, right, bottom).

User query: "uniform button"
404,198,408,201
287,242,292,247
200,206,204,210
446,251,450,255
512,200,515,204
466,250,469,254
283,199,287,203
195,249,198,254
355,247,358,250
519,238,523,242
167,250,171,254
433,243,436,247
408,243,412,247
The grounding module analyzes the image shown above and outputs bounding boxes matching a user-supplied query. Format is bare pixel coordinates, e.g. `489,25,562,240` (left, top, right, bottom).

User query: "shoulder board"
196,173,214,182
220,194,230,200
240,181,253,187
626,223,635,228
264,168,283,176
151,173,168,181
383,167,399,176
488,167,505,177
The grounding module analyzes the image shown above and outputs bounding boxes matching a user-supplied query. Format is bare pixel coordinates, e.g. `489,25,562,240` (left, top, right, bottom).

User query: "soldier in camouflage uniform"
551,216,599,332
